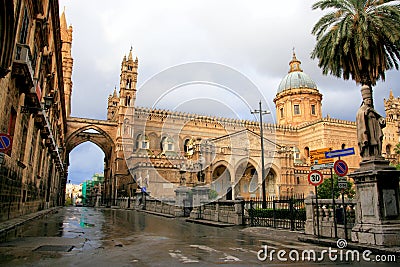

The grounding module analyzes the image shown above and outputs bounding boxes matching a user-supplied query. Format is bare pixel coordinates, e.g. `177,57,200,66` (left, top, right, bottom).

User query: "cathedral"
60,12,400,202
100,48,399,201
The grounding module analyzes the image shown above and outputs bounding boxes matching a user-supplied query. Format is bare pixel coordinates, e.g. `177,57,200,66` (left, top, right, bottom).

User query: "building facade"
113,51,366,201
64,36,399,203
0,0,67,221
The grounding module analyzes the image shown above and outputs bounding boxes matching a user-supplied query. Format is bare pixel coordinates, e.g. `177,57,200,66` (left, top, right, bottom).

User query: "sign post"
341,187,348,240
330,168,338,238
308,170,323,238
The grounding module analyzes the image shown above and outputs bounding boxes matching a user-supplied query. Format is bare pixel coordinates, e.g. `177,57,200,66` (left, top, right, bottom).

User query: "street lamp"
251,101,270,209
43,95,54,110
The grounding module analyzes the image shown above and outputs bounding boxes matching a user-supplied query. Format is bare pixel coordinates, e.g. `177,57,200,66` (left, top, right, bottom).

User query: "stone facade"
0,0,67,221
64,43,399,203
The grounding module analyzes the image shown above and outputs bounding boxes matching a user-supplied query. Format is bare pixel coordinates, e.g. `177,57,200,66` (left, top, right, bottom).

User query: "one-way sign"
325,147,355,158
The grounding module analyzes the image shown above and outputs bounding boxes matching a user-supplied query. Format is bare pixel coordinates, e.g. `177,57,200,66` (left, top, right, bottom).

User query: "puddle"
34,245,75,252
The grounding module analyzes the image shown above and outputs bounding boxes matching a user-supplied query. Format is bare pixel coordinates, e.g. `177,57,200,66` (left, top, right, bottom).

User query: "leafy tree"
317,174,355,199
311,0,400,105
394,142,400,164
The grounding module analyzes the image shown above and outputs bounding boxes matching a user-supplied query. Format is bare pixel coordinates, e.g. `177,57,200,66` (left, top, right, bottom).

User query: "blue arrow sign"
325,147,355,158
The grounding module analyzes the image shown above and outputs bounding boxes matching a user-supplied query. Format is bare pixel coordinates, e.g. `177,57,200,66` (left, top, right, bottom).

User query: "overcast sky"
60,0,400,184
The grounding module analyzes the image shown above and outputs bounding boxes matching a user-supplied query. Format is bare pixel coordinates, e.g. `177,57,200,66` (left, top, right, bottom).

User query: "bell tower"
114,48,138,182
60,9,73,117
107,88,119,121
119,47,138,108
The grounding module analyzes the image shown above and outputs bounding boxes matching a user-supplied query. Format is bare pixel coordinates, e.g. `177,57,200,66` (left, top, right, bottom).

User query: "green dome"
278,71,317,93
277,52,317,93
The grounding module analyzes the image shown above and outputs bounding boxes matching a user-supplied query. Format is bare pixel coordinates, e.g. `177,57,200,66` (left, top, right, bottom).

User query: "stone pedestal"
349,160,400,246
134,189,150,210
174,186,191,217
191,186,210,207
190,186,210,219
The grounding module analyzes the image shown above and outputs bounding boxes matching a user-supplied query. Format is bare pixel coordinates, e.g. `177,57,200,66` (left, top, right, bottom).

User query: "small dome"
277,51,317,93
278,71,317,93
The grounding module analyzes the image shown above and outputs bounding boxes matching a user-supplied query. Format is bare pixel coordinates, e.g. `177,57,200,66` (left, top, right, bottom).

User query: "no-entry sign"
334,160,348,177
308,170,324,186
0,133,12,152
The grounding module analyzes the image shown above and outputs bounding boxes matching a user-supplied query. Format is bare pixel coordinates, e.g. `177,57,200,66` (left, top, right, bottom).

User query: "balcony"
12,43,34,90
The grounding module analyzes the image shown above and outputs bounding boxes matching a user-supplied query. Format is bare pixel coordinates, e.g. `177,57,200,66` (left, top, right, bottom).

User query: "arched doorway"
211,164,231,200
68,142,105,206
266,169,276,197
66,119,118,207
235,162,259,200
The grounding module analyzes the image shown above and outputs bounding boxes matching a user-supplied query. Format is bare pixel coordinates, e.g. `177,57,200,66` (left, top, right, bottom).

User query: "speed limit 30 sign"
308,170,324,186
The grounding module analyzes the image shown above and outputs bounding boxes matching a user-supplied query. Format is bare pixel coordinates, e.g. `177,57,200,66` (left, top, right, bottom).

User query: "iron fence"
245,194,305,230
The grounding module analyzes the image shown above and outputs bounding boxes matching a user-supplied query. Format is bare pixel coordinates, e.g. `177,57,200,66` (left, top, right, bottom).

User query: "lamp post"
251,101,270,209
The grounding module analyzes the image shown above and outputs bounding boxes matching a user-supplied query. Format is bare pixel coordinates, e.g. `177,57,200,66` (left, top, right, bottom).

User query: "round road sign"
334,160,348,177
0,133,12,152
308,170,324,186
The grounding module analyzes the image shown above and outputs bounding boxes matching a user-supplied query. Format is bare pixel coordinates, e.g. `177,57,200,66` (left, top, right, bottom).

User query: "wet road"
0,207,397,266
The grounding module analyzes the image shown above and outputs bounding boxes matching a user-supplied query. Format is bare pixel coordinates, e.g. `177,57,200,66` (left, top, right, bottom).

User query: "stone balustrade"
145,198,175,216
195,198,245,225
305,192,356,239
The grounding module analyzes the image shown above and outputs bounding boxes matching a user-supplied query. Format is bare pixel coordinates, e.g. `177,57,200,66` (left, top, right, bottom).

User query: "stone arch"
66,118,118,207
210,160,233,198
234,158,260,199
66,124,115,158
0,0,15,77
266,168,277,197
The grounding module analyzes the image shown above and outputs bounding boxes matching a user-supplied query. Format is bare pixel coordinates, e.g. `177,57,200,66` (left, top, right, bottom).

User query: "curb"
185,218,236,227
0,207,61,241
138,209,175,218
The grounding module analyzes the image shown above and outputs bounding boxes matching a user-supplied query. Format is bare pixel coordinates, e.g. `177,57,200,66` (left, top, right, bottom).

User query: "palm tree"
311,0,400,105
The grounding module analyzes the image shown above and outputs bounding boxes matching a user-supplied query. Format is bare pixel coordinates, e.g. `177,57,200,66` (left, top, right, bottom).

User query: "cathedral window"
294,104,300,115
161,136,174,152
126,78,132,89
311,104,316,115
19,8,30,44
136,134,149,150
280,108,284,118
184,138,194,156
304,147,310,158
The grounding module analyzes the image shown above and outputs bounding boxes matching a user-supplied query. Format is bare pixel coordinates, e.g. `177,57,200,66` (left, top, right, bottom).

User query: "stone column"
349,160,400,246
190,186,210,219
304,192,316,236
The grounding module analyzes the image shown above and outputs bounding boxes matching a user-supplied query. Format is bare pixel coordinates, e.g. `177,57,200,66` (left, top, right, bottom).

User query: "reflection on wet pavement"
0,207,397,266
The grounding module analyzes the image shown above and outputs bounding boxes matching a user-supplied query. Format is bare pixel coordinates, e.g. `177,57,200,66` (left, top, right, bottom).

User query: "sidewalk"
0,207,60,241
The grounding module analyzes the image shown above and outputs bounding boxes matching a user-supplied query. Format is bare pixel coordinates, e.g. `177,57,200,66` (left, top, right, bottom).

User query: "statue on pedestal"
356,85,386,161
